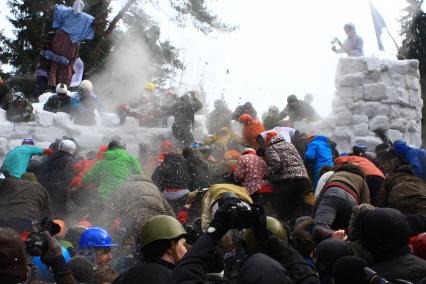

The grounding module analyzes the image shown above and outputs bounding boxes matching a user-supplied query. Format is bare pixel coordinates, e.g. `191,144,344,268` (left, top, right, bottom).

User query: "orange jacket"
334,156,384,178
242,120,265,149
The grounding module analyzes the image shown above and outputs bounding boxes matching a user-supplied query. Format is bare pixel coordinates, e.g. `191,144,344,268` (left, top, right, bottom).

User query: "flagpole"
384,26,401,54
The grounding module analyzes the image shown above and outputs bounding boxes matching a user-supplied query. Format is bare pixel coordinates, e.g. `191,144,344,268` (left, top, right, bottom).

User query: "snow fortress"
0,94,208,163
299,57,423,153
0,57,422,161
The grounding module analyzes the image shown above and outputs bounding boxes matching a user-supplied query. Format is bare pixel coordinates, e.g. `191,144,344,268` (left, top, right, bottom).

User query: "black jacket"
373,254,426,283
151,153,190,191
112,258,174,284
43,94,72,114
39,151,75,216
172,233,319,284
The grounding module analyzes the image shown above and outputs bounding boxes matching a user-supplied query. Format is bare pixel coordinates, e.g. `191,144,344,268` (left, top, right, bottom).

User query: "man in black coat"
112,215,187,284
39,140,76,218
164,91,202,148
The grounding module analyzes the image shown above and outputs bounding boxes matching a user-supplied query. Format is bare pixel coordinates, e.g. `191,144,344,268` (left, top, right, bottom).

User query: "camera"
217,192,253,230
25,217,61,256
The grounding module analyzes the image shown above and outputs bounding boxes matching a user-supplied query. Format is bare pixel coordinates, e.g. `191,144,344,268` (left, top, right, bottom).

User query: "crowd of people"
1,85,426,284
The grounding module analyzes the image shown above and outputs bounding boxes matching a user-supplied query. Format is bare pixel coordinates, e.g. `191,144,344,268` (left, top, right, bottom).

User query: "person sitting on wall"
43,83,73,114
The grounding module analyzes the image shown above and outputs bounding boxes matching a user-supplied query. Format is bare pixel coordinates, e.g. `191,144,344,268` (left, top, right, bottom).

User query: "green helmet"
140,215,187,248
243,217,288,254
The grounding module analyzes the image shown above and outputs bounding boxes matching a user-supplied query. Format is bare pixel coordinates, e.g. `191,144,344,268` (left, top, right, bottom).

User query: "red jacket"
334,156,384,178
71,159,97,188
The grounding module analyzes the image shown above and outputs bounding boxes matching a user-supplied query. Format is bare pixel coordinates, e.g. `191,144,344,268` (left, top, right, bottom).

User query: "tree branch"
104,0,138,37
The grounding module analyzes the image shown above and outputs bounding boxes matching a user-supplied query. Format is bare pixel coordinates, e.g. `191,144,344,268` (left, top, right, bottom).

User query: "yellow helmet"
144,82,156,91
243,217,288,254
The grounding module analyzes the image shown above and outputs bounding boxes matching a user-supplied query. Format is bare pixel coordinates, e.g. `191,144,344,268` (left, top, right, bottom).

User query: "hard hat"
56,83,68,94
139,215,187,249
287,94,298,103
59,139,77,155
144,82,156,91
238,114,253,124
22,137,35,145
413,233,426,260
79,80,93,93
79,227,117,249
243,217,288,254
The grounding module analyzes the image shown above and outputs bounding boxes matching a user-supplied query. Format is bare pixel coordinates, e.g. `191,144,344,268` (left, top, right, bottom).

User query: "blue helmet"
32,246,70,281
78,227,117,249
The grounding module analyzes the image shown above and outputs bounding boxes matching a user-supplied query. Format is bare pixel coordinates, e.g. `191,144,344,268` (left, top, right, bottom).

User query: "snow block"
335,111,352,126
364,83,387,101
353,123,369,137
35,110,55,127
390,118,408,132
386,129,403,142
369,116,390,131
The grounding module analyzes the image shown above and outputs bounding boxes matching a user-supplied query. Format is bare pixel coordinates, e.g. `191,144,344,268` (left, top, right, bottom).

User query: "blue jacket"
304,136,334,188
53,4,94,43
393,140,426,182
2,145,44,178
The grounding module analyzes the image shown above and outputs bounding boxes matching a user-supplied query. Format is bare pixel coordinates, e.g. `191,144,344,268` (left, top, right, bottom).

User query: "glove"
40,232,65,265
43,148,54,156
251,204,271,243
176,208,189,224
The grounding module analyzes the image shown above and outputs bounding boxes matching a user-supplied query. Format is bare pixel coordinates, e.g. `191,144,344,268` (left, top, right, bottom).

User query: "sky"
0,0,414,116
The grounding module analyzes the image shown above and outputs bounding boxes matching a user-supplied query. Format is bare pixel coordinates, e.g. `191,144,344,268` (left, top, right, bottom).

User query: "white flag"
369,0,387,51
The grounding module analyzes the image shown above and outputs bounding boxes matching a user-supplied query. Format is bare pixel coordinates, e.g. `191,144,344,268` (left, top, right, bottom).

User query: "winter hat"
223,150,241,161
413,232,426,260
264,131,278,146
238,113,253,124
332,256,370,284
0,227,28,284
359,208,410,262
56,83,68,94
315,239,350,275
242,148,256,155
22,137,34,145
69,256,94,283
79,80,93,93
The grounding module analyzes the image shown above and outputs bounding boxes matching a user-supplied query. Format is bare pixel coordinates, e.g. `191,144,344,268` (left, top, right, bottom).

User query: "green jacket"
82,148,142,199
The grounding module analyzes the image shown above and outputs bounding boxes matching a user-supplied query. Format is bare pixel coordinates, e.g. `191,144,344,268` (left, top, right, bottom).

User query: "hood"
359,208,410,262
344,22,357,35
102,148,129,160
127,174,153,183
393,139,411,155
313,135,329,143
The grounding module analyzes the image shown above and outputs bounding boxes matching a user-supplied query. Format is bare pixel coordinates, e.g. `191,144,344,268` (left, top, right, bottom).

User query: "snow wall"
0,93,208,163
0,57,422,162
296,57,423,153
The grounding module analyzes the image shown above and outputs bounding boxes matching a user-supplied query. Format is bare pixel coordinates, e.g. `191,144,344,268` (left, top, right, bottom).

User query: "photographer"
172,195,319,284
0,227,76,284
